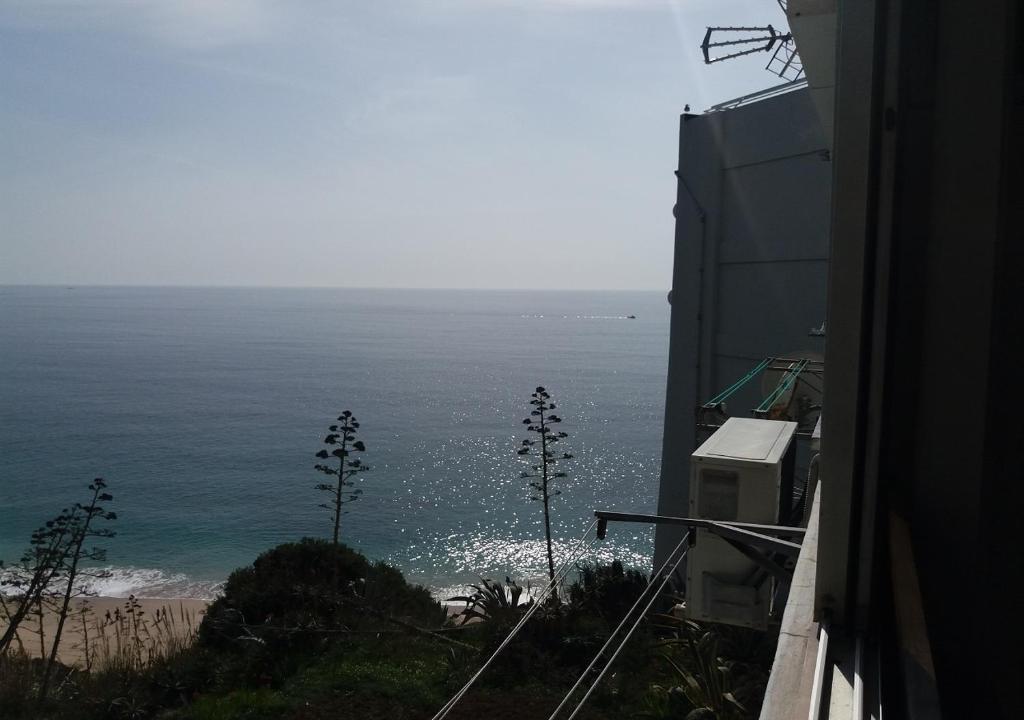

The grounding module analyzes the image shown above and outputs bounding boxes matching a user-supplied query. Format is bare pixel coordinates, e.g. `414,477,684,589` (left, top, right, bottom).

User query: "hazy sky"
1,1,786,290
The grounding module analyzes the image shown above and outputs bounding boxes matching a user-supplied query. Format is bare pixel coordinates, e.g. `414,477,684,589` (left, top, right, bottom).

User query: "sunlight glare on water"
0,287,669,598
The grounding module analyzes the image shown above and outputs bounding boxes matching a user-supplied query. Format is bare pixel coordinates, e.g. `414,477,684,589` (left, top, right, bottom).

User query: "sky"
1,0,787,290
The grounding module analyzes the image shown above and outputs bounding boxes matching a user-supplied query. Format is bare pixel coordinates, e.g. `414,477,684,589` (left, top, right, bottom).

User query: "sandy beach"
3,596,209,668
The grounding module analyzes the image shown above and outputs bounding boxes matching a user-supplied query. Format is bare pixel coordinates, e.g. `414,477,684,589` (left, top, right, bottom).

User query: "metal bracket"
595,511,805,538
722,537,794,584
707,520,802,557
594,510,803,581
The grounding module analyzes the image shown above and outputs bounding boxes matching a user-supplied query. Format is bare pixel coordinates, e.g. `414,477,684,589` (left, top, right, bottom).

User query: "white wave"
1,566,224,601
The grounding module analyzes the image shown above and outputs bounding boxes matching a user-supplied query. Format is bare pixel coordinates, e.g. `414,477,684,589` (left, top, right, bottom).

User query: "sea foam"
1,567,223,601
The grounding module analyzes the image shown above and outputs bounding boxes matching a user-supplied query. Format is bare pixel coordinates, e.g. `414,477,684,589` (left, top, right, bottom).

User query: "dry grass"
72,596,201,673
2,595,205,671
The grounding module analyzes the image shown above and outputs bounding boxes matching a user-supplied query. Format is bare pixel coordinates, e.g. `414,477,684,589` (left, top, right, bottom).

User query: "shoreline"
3,595,474,669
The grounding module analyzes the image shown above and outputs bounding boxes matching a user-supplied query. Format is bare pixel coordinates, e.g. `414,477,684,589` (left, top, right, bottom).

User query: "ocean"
0,286,669,599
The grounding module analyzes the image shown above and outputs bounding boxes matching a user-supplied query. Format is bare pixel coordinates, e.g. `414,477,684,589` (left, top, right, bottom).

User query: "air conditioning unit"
685,417,797,630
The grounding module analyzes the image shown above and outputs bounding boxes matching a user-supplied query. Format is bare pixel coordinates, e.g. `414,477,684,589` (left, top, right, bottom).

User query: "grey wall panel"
654,88,831,569
719,158,832,264
714,263,828,360
717,92,826,169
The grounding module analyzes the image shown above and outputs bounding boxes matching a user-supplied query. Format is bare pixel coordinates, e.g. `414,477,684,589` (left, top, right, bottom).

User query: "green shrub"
567,561,649,625
654,617,774,720
184,688,290,720
0,651,35,718
291,636,447,710
362,561,445,627
202,539,369,636
200,539,442,649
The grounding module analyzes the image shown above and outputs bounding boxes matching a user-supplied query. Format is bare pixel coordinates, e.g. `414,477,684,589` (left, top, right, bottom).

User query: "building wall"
654,89,831,566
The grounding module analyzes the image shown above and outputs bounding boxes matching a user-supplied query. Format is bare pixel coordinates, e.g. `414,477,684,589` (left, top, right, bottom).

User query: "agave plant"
449,577,531,627
654,617,755,720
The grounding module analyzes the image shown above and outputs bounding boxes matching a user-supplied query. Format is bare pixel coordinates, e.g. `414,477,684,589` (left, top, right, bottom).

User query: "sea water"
0,286,668,599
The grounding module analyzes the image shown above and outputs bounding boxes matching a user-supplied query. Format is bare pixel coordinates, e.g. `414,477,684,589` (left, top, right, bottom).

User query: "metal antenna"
700,25,790,64
700,22,805,82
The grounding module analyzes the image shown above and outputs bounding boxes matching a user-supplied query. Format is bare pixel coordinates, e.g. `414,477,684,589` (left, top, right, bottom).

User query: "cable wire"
430,519,600,720
545,530,692,720
431,522,598,720
563,541,691,720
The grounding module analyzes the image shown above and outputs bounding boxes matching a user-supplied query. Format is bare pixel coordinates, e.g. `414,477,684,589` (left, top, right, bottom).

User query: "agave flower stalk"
518,387,573,597
40,478,117,701
314,411,369,545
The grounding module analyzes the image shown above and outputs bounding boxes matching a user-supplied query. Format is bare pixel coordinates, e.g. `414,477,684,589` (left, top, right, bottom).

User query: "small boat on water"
627,315,637,319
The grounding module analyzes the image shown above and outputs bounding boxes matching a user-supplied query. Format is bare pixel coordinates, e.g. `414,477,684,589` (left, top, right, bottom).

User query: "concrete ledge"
760,483,821,720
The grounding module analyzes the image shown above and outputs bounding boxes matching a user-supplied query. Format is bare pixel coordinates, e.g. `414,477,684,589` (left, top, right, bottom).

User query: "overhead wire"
430,521,598,720
563,540,692,720
429,518,600,720
545,530,693,720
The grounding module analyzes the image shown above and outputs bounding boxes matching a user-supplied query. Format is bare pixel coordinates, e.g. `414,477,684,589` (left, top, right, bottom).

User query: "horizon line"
0,283,668,293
